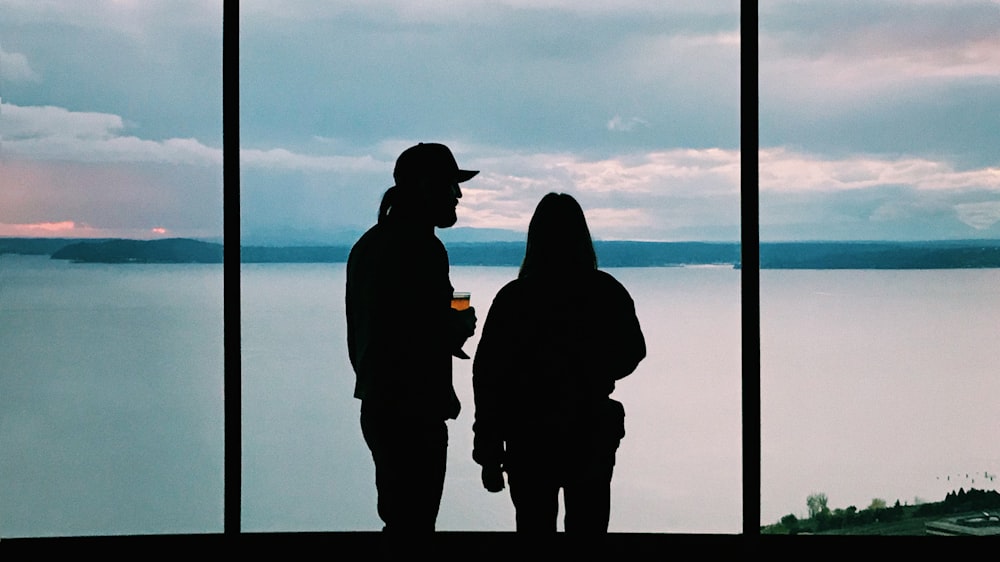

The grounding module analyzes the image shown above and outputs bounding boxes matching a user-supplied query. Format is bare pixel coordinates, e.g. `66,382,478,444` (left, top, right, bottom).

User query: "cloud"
3,103,125,139
0,220,117,238
758,3,1000,169
0,2,223,239
0,220,78,234
454,178,728,240
607,115,650,132
1,0,223,38
1,102,221,165
757,140,1000,240
238,143,743,240
458,147,741,237
239,148,383,173
564,149,740,196
759,147,1000,193
241,143,738,196
760,184,1000,241
0,45,41,83
0,220,183,239
239,0,734,22
760,0,1000,108
955,200,1000,230
585,206,653,232
238,1,740,153
0,148,222,240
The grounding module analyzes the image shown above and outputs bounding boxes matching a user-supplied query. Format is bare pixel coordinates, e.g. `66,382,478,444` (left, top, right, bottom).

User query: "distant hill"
49,238,224,263
241,240,1000,268
5,237,1000,268
759,240,1000,269
0,237,115,256
238,241,742,267
240,225,526,246
240,245,350,263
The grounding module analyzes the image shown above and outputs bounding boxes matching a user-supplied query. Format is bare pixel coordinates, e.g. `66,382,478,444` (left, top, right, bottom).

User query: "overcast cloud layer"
0,0,223,239
237,0,742,244
1,0,998,241
760,0,1000,240
243,0,1000,243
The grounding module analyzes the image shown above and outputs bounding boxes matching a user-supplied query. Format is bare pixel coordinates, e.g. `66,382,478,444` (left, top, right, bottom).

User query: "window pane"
0,2,225,537
240,1,742,533
759,0,1000,534
240,1,742,534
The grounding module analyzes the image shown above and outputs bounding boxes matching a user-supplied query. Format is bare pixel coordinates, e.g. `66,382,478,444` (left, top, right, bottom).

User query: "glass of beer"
451,291,472,359
451,291,471,311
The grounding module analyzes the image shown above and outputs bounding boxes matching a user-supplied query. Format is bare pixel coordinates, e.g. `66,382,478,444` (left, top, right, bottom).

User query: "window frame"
1,0,762,552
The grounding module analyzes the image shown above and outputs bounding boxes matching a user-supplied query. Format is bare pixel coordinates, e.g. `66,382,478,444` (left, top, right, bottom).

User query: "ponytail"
377,184,422,223
377,186,398,223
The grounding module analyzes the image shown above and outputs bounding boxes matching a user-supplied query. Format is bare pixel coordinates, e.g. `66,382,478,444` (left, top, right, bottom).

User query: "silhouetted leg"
507,469,559,532
361,408,448,533
563,462,614,533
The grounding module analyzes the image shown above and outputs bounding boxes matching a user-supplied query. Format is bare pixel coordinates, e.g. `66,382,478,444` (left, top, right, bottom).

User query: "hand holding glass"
451,292,474,359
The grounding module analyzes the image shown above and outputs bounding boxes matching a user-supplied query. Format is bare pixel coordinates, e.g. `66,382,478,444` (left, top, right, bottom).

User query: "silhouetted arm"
591,272,646,384
448,306,477,358
470,288,513,472
612,289,645,380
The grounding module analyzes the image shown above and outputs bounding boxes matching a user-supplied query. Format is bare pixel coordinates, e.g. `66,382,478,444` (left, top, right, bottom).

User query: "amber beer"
451,291,471,311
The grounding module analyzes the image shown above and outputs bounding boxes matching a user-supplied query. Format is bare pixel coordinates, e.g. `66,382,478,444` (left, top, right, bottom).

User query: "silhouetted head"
378,143,479,229
519,192,597,279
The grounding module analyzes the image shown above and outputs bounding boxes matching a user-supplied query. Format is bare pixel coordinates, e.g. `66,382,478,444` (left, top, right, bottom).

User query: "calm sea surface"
3,256,997,537
240,263,743,534
0,255,225,538
761,268,1000,524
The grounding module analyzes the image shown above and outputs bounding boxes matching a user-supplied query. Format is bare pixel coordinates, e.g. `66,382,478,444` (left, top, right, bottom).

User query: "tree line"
765,488,1000,534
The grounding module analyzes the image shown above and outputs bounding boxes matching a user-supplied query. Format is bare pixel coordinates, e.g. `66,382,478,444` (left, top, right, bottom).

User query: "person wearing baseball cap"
345,142,479,535
377,142,479,227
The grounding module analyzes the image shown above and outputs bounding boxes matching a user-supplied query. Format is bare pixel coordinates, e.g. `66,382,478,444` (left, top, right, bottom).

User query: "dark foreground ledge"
0,532,935,556
0,531,743,557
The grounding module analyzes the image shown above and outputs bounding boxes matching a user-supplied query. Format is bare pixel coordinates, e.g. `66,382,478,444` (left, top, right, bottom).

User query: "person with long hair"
472,192,646,533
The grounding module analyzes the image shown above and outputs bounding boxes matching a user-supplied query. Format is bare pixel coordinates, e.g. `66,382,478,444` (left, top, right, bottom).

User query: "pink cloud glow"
0,159,221,240
0,221,180,239
0,221,107,238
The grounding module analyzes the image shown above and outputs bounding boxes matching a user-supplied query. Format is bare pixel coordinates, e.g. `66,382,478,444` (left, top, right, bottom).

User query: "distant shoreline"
762,488,1000,536
3,237,1000,268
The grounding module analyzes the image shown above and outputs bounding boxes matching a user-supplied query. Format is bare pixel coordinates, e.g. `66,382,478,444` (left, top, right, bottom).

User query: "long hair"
518,192,598,279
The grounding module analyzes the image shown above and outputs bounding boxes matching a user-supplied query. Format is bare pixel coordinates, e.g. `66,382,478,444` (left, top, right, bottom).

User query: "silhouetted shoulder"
590,268,633,293
491,277,527,299
491,269,634,302
578,269,638,309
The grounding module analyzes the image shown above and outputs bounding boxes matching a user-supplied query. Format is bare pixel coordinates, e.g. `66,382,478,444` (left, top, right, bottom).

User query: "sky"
1,0,998,242
0,0,224,240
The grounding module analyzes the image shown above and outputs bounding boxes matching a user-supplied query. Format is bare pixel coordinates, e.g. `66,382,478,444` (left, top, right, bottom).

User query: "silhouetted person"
472,192,646,534
346,142,478,534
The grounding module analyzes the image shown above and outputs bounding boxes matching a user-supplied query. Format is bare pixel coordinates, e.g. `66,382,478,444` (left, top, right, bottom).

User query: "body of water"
241,263,743,534
3,255,996,537
760,268,1000,525
0,255,225,538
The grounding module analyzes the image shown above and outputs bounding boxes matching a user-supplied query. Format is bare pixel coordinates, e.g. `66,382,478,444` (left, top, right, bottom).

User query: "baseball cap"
393,142,479,186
